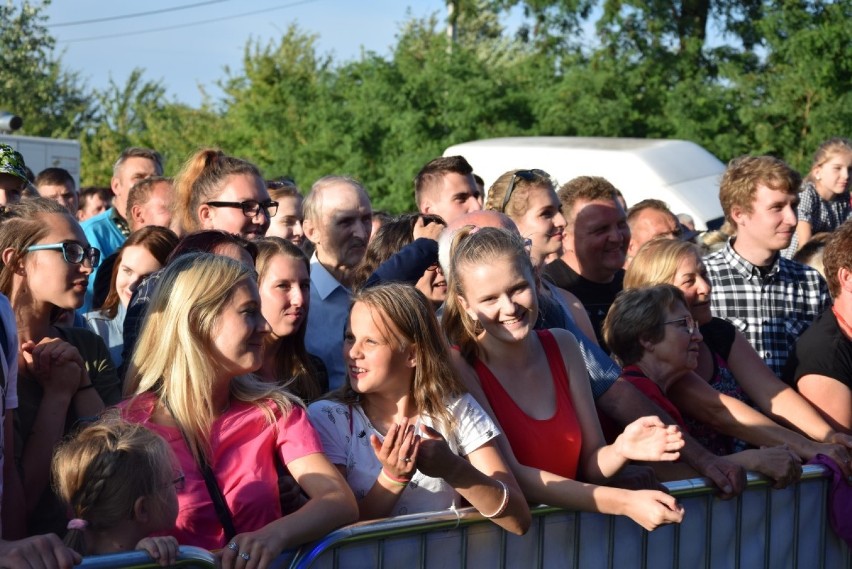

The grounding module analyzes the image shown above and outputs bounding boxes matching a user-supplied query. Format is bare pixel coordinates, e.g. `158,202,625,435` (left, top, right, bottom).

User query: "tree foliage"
7,0,851,209
0,0,93,137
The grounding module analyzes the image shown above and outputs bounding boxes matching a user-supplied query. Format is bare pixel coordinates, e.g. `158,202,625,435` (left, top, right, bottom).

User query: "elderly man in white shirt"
303,176,373,389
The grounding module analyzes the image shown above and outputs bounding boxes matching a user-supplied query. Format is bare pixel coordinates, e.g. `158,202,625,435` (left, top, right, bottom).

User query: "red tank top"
474,330,582,479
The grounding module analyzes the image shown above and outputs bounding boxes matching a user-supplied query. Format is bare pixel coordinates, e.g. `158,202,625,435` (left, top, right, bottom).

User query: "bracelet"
482,480,509,519
380,468,411,487
76,383,96,393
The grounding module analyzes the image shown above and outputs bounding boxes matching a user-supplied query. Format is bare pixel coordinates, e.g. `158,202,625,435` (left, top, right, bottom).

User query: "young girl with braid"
51,418,180,565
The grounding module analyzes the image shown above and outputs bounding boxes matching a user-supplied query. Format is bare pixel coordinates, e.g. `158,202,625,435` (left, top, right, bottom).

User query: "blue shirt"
81,207,127,311
305,254,352,390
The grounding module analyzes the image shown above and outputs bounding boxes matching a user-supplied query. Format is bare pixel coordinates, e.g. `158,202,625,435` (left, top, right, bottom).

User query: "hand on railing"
0,534,80,569
135,536,179,567
620,489,685,531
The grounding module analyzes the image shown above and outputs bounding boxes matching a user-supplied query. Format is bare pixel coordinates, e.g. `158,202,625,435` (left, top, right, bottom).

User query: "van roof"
444,136,725,229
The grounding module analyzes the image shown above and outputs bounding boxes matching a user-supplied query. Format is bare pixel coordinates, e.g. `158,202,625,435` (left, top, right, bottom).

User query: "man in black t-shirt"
543,176,631,349
787,219,852,432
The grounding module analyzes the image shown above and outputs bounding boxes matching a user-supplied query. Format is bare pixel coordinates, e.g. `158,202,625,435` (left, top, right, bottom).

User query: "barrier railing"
285,465,851,569
76,466,851,569
78,545,217,569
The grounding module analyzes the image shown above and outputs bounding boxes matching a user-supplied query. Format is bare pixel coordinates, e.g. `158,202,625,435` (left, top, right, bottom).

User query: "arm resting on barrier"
669,371,852,478
452,349,685,531
219,453,357,569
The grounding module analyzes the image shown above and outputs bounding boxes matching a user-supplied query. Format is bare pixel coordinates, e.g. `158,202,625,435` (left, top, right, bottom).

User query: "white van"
0,133,82,189
443,136,726,230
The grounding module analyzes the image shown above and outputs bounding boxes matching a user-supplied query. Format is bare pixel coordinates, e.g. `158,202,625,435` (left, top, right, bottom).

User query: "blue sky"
42,0,459,107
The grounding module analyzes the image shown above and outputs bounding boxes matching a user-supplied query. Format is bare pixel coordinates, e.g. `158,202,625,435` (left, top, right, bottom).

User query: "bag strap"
165,400,237,541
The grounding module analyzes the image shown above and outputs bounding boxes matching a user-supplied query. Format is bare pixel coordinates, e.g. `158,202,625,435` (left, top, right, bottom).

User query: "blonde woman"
444,227,686,531
122,253,356,568
624,238,852,473
308,283,531,535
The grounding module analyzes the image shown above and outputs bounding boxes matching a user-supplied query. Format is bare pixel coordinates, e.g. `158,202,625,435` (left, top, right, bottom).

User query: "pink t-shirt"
121,393,323,549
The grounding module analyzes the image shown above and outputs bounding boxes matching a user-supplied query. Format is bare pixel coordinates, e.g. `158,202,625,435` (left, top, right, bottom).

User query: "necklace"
832,306,852,340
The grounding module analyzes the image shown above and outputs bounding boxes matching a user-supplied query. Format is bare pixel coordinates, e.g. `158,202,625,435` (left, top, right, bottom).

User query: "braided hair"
51,415,176,555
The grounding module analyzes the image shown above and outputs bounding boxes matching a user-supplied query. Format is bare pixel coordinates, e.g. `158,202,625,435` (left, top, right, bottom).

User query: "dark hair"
254,237,322,401
166,230,258,265
99,226,179,318
79,187,113,207
414,155,474,207
352,213,445,290
603,285,688,366
35,167,75,191
266,178,302,201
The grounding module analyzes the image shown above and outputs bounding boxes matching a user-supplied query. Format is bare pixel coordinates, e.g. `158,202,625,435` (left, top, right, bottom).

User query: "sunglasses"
500,169,551,212
26,241,101,268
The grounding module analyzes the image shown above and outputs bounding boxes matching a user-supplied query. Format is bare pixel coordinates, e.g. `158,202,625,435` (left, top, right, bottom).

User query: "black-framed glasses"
500,169,551,212
26,241,101,268
205,200,279,218
172,470,186,491
664,315,697,335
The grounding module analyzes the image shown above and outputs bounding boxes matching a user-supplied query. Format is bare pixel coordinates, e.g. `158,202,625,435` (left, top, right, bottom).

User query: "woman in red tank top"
443,225,686,531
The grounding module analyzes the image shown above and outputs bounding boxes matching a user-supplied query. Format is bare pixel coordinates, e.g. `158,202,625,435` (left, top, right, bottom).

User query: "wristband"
380,468,411,487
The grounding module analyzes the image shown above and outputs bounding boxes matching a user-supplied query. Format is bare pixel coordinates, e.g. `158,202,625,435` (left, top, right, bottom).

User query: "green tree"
0,0,93,137
80,69,222,184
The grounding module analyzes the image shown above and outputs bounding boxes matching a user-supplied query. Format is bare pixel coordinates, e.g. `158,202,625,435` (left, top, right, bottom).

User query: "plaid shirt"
704,239,830,378
782,181,852,258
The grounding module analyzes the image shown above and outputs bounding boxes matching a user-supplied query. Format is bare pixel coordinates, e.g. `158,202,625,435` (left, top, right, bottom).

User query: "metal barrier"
78,546,217,569
285,465,852,569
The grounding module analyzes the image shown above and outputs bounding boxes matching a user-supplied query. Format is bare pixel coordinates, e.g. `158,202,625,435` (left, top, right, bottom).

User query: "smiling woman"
84,226,178,368
121,253,357,568
172,148,274,240
0,198,121,536
443,227,687,532
307,283,531,535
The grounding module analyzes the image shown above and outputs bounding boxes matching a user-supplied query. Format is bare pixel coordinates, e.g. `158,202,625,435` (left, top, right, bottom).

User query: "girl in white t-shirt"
308,283,530,534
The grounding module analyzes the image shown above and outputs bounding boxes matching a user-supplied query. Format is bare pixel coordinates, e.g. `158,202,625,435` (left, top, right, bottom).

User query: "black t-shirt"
784,309,852,389
543,259,623,350
700,317,737,361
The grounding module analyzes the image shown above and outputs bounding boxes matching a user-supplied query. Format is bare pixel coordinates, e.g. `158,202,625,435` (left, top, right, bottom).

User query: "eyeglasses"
26,242,101,268
171,470,185,491
205,200,279,218
500,169,551,212
664,315,698,335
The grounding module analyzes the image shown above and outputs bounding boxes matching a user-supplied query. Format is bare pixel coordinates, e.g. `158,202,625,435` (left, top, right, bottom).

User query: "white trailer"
444,137,727,230
0,133,82,190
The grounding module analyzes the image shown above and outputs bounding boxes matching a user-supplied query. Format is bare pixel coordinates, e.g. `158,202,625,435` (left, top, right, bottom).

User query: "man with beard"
303,176,373,389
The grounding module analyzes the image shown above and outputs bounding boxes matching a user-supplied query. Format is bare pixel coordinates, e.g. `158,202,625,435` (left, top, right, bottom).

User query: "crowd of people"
0,136,850,568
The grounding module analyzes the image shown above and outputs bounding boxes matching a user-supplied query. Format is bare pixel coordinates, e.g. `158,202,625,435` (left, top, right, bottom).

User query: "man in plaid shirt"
705,155,831,378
